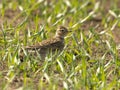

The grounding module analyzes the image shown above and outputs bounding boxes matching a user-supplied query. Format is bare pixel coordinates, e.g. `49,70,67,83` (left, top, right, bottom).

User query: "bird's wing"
25,37,63,50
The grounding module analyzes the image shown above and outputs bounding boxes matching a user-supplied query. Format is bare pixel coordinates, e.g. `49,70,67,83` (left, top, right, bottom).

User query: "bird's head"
55,26,71,38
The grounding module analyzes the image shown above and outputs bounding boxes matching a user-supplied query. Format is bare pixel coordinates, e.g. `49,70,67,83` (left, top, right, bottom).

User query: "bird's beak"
68,30,72,32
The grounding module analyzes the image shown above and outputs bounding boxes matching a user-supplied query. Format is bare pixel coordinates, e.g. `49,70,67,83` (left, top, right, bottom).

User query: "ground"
0,0,120,90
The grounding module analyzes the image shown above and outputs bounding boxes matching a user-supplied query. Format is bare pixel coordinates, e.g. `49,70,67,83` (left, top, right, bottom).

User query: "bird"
20,26,71,61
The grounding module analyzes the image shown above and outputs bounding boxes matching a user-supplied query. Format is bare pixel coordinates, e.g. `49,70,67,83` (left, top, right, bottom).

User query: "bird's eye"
60,29,64,32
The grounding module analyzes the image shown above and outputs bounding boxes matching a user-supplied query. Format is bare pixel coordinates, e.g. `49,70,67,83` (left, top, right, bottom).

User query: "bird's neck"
55,34,64,40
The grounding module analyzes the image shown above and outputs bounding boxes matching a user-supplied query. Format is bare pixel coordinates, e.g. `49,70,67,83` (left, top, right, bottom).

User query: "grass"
0,0,120,90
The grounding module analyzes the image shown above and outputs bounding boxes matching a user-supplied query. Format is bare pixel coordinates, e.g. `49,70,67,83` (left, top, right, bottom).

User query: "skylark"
20,26,71,61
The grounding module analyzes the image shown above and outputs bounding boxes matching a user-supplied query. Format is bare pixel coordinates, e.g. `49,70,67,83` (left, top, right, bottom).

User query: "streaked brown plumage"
20,26,70,61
